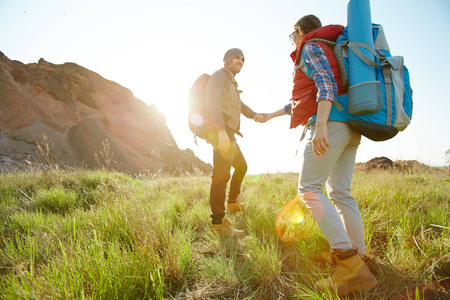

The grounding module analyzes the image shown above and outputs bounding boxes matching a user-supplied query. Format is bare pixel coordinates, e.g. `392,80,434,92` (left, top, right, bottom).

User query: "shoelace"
222,218,232,226
330,256,338,276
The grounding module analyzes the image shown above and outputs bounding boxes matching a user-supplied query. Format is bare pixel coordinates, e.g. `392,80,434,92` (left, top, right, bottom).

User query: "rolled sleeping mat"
347,0,382,115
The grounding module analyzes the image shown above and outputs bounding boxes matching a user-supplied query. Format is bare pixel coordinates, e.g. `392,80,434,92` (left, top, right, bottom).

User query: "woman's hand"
312,122,329,156
312,100,332,156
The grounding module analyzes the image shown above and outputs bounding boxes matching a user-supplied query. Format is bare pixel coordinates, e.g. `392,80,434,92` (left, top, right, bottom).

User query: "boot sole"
337,277,378,296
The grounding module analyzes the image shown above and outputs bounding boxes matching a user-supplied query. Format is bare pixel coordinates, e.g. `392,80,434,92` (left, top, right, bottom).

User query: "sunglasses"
289,29,298,42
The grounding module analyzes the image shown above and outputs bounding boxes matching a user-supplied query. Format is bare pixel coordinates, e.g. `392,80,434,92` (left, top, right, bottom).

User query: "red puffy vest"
290,25,347,129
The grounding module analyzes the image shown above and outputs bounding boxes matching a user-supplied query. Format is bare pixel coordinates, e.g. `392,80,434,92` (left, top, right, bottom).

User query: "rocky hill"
355,156,434,172
0,52,211,174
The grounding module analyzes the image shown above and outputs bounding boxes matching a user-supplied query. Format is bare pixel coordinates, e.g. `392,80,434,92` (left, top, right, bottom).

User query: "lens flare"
275,196,307,242
190,113,204,127
207,132,216,141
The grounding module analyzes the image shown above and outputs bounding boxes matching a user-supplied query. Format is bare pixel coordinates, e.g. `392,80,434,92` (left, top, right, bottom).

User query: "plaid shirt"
303,42,338,104
284,42,338,115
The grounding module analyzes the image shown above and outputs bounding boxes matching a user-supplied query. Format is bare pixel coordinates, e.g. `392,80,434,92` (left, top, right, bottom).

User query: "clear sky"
1,0,449,174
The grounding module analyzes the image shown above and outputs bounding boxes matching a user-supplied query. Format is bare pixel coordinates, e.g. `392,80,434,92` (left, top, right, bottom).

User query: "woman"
264,15,377,296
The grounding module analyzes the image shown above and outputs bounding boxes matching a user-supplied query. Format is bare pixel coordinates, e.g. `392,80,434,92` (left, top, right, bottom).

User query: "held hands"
254,107,287,123
253,113,270,123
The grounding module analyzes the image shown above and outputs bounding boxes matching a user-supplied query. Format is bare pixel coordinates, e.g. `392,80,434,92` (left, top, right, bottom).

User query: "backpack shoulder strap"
294,38,337,72
220,68,241,95
333,41,349,90
345,41,383,67
296,38,350,90
306,38,337,49
220,68,236,82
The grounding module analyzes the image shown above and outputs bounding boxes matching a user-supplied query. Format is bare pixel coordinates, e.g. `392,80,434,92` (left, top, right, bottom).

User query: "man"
205,48,263,237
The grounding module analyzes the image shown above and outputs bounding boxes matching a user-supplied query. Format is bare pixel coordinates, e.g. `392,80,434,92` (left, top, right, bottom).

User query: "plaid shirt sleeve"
303,42,338,104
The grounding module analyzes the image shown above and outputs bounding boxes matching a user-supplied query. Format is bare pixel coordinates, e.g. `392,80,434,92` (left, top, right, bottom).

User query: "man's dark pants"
209,133,247,224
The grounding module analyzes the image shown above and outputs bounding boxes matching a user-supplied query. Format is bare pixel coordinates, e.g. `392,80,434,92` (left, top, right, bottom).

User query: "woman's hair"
294,15,322,34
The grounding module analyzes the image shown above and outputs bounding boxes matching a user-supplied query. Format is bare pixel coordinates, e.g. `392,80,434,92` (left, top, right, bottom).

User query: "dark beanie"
223,48,244,66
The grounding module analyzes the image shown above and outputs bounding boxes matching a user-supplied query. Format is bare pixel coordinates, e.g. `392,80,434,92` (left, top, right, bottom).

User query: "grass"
0,168,449,299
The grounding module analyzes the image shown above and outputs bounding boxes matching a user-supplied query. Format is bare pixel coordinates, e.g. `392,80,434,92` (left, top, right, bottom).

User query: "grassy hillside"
0,168,449,299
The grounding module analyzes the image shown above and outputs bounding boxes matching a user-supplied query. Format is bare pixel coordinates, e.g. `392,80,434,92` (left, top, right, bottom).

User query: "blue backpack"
304,24,413,141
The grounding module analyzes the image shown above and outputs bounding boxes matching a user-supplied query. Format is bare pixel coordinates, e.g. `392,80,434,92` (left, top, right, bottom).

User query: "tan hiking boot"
211,219,246,238
315,248,377,296
226,199,246,214
319,250,367,264
319,251,333,264
222,217,232,226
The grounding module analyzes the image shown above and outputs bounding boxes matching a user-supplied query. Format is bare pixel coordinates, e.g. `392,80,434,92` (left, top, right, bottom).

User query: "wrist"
315,121,327,127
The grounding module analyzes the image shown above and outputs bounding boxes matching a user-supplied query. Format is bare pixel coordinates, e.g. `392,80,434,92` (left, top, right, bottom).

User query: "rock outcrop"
362,156,395,170
0,52,211,174
355,156,432,172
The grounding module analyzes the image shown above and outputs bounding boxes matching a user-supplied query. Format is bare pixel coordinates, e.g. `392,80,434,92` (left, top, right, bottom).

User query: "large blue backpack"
304,24,413,141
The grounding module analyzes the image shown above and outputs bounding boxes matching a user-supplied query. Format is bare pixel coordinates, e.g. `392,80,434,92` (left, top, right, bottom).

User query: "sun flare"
275,196,307,242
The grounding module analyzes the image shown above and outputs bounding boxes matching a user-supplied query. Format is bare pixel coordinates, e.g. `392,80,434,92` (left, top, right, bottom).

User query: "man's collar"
222,67,236,78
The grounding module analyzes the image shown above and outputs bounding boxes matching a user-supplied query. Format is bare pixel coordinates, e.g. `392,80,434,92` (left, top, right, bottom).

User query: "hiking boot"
226,199,246,214
222,217,232,226
315,248,377,296
320,250,367,264
319,251,333,264
211,219,246,238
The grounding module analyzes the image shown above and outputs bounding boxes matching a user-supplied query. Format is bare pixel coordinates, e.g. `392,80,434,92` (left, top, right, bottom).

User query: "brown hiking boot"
226,199,246,214
315,248,377,296
211,218,246,238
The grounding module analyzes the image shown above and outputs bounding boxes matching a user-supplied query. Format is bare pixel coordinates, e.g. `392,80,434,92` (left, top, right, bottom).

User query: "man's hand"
218,130,230,152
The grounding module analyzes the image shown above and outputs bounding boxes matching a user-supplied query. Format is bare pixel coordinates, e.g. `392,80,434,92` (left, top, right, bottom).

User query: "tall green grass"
0,168,449,299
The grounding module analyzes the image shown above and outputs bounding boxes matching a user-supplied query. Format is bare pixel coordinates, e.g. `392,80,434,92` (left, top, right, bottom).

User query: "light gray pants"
298,121,365,255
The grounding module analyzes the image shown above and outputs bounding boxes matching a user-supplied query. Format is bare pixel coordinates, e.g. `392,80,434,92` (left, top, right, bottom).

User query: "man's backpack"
188,74,215,141
302,24,413,142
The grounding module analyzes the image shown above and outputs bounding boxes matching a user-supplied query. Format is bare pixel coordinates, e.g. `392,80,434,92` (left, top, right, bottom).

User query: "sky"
1,0,450,174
